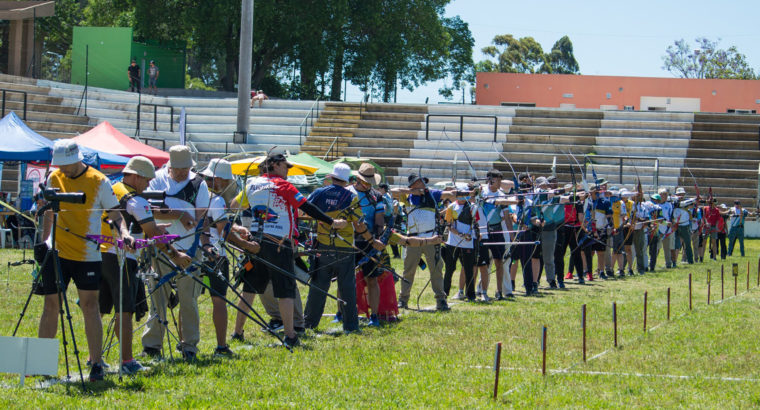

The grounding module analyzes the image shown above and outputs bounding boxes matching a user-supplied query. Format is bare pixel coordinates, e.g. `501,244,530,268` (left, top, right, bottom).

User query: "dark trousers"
648,233,660,270
304,245,358,331
556,225,583,280
516,231,538,291
390,244,400,258
717,232,728,259
443,244,476,300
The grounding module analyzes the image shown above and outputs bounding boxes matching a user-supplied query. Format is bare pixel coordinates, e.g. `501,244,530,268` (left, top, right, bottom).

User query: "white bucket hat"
329,163,352,182
51,139,84,166
201,158,233,180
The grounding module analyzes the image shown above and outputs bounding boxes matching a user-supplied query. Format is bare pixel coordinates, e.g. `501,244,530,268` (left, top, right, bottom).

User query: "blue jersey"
349,186,385,234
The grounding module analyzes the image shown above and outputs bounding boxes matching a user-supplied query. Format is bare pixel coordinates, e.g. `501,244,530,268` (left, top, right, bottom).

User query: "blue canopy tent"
0,112,129,208
0,112,130,167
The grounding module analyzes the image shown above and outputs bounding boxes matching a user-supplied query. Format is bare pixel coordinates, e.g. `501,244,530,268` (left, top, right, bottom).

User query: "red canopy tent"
72,122,170,167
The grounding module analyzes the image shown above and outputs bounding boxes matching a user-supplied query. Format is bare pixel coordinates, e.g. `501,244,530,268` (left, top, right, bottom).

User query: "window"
500,102,536,107
606,92,612,99
562,93,573,98
623,105,635,111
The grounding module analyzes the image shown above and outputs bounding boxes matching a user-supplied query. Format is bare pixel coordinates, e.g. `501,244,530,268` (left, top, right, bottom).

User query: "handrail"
322,136,340,161
583,154,659,188
187,140,199,163
298,98,321,145
137,103,175,134
138,137,166,151
425,114,498,142
0,89,27,120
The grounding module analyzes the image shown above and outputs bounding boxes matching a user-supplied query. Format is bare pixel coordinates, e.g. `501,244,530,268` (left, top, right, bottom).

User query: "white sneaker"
452,290,464,300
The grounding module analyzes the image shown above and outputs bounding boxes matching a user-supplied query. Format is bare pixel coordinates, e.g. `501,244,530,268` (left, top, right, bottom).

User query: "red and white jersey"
244,174,306,239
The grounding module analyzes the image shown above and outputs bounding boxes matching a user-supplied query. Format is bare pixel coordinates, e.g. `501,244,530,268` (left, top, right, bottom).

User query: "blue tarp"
0,112,129,168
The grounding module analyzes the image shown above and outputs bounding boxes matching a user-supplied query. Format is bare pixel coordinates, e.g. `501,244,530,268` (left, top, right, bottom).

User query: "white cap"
201,158,233,180
168,145,194,169
329,163,352,182
675,187,686,195
51,139,83,166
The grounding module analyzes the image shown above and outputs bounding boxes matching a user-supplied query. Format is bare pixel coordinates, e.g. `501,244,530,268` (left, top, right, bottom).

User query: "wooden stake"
541,326,547,377
582,304,587,362
721,267,724,300
689,274,692,311
667,288,671,320
747,261,750,290
493,342,502,399
707,269,711,305
613,302,618,347
643,291,648,332
757,258,759,287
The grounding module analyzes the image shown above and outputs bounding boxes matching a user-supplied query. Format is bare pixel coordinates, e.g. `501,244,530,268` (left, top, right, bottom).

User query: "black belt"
487,223,502,232
410,230,434,235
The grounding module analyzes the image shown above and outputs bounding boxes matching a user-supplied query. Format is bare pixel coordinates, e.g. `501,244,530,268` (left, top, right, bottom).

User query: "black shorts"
99,253,138,314
35,255,102,295
356,240,382,278
623,227,634,246
241,239,296,299
477,232,507,266
612,230,625,253
591,231,608,252
204,256,230,298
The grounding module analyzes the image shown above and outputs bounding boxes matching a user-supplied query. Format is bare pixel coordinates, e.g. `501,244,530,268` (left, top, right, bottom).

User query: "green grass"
1,243,759,408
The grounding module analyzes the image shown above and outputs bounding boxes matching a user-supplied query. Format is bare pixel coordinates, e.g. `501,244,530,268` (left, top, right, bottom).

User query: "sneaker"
627,269,635,277
230,332,245,342
549,280,557,289
564,272,574,280
617,270,626,279
268,319,284,332
532,282,540,294
121,359,147,375
89,363,105,382
86,359,110,369
398,300,408,309
294,326,305,334
494,291,504,301
505,292,515,298
524,287,534,296
436,300,450,311
558,281,566,289
639,270,646,275
605,270,614,278
283,335,300,348
369,314,380,327
481,293,491,302
331,313,343,323
599,271,608,280
577,276,585,284
586,272,594,281
140,347,162,359
214,346,235,358
452,290,465,300
182,350,197,362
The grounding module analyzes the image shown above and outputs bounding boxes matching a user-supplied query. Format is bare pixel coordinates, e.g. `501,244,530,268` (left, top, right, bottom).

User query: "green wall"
72,27,186,90
72,27,132,90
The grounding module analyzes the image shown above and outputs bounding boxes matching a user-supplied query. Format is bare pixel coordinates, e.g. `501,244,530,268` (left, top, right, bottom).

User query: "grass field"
1,242,759,408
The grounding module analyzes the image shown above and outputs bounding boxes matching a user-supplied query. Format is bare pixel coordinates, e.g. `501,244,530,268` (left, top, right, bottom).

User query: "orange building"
476,72,760,113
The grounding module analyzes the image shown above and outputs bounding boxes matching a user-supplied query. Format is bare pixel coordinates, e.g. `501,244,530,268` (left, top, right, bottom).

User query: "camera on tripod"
42,187,86,204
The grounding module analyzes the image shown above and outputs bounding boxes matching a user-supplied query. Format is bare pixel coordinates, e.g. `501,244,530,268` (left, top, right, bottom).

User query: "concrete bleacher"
0,72,756,205
40,80,322,163
304,102,760,205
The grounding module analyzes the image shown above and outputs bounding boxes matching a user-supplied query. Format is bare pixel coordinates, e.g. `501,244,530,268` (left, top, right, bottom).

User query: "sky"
344,0,760,104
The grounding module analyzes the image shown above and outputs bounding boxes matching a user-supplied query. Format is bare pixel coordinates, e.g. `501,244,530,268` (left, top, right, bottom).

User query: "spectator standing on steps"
148,60,160,95
127,59,141,93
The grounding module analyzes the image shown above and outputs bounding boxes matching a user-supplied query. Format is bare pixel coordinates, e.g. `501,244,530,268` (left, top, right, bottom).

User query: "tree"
546,35,579,74
662,38,756,80
477,34,579,75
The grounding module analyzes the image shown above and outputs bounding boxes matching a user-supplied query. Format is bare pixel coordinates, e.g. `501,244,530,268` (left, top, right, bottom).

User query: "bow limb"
442,127,477,180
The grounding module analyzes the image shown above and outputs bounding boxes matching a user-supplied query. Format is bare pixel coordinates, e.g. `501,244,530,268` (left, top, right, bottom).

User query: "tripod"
15,201,87,391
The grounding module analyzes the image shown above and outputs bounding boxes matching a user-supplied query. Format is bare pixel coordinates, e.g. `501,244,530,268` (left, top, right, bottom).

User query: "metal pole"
235,0,254,143
85,45,88,116
619,157,623,184
643,291,648,332
653,159,659,191
32,8,36,78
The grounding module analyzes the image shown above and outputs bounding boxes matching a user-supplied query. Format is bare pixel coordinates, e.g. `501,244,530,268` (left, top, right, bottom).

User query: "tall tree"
546,35,579,74
662,38,756,80
477,34,579,75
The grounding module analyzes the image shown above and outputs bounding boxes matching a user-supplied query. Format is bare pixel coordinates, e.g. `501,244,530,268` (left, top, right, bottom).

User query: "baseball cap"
51,139,83,166
407,173,429,187
123,156,156,179
264,153,292,168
